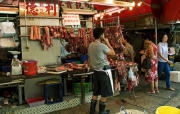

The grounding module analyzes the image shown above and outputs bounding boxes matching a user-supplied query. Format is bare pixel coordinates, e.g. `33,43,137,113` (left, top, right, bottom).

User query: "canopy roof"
93,0,180,24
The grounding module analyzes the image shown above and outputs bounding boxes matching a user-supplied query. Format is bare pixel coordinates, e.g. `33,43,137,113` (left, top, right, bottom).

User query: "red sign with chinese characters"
20,1,59,17
62,14,80,25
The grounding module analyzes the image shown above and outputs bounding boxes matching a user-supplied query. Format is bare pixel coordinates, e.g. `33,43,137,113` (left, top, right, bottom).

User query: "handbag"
141,57,151,69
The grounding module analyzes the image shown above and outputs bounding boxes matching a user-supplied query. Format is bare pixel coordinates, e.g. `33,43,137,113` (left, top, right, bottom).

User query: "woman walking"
157,33,174,91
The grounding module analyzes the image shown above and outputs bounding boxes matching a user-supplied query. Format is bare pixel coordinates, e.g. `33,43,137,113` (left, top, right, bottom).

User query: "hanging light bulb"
137,1,142,6
94,13,100,18
129,6,133,10
109,13,112,16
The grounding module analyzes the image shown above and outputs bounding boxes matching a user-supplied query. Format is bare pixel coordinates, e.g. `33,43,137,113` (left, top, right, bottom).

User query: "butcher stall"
0,0,147,114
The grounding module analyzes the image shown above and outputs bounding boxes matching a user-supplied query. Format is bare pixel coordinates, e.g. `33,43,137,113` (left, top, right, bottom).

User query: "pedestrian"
122,35,136,62
140,35,159,94
87,27,115,114
157,33,175,91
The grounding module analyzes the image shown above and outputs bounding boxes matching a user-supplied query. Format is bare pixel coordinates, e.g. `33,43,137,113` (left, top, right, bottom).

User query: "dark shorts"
93,70,113,97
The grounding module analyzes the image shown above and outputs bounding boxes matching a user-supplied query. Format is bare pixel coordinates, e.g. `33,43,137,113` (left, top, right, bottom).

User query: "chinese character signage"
62,14,80,25
59,1,93,10
19,0,58,17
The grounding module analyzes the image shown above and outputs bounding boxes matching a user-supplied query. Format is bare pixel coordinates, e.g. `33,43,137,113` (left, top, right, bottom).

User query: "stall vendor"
88,27,115,114
122,35,136,62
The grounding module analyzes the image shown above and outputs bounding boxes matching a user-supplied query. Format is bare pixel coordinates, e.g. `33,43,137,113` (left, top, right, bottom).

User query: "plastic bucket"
156,106,180,114
22,60,37,76
80,55,88,64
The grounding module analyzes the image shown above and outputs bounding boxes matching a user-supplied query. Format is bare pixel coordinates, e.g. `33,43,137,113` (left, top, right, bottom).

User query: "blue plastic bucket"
80,55,88,64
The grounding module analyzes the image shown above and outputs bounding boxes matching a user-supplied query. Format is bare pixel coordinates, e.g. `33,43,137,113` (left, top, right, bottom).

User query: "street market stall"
0,0,180,114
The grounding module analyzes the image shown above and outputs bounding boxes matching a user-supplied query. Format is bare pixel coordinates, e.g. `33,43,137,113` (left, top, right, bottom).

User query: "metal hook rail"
94,16,121,28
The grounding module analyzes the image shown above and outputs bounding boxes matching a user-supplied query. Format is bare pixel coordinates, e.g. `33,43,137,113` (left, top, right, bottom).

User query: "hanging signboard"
59,1,93,10
62,14,80,25
19,0,59,17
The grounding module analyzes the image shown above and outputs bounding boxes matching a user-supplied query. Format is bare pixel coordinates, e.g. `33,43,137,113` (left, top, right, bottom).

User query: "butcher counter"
0,69,95,105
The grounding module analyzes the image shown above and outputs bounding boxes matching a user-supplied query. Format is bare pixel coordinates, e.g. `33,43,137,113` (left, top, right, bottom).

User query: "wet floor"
47,73,180,114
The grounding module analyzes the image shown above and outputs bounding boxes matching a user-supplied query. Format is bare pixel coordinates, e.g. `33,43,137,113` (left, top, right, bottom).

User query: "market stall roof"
119,0,152,23
93,0,152,23
159,0,180,24
93,0,180,24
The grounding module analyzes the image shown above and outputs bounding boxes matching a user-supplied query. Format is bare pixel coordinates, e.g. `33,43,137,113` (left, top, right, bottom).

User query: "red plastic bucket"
22,60,37,76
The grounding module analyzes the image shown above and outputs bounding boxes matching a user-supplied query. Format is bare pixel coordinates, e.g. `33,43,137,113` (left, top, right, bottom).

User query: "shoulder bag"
141,56,151,69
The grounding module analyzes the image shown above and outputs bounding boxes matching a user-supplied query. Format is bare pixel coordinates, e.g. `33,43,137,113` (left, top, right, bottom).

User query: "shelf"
80,20,92,22
0,4,18,8
18,25,60,27
19,35,30,37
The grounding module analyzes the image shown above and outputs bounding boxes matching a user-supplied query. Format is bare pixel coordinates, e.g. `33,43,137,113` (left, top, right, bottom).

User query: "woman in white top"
157,33,175,91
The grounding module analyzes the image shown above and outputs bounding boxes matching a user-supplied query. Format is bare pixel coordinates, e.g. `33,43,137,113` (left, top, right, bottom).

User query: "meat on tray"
47,62,86,72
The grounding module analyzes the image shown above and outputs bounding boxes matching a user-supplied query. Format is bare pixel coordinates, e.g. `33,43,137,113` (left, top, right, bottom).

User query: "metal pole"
155,17,158,45
100,12,103,27
117,16,120,26
18,84,23,105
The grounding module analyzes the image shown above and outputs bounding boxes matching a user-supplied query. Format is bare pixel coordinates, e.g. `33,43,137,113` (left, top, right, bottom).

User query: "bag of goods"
0,22,16,37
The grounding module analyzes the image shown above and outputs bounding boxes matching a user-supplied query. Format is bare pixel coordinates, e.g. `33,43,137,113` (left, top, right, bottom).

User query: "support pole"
155,17,158,45
117,16,120,26
100,12,103,27
18,84,23,105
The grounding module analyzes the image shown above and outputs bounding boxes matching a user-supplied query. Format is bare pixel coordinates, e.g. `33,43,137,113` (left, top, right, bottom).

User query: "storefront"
0,0,180,114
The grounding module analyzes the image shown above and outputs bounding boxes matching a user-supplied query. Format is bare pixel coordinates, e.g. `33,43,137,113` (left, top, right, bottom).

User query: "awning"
159,0,180,23
93,0,152,23
119,0,152,23
93,0,180,24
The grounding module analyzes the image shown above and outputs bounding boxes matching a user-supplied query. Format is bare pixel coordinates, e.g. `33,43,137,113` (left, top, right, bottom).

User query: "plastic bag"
0,37,16,48
116,106,147,114
128,67,135,81
0,22,16,37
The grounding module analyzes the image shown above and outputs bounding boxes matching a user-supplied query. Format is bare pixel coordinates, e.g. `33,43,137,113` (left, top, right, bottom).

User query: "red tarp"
94,0,180,24
160,0,180,23
119,0,152,23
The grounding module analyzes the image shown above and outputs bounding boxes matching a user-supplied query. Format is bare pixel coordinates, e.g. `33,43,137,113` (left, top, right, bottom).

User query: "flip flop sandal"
155,90,159,93
147,90,155,94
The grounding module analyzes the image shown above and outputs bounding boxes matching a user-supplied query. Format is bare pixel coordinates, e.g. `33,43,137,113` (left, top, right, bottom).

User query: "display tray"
46,70,67,74
8,51,20,55
26,97,45,107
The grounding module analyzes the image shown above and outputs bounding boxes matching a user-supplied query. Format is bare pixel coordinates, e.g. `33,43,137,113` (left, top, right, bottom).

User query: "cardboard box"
170,71,180,82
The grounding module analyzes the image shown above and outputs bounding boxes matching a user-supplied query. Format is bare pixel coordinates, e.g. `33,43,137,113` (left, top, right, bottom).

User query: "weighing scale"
8,51,22,75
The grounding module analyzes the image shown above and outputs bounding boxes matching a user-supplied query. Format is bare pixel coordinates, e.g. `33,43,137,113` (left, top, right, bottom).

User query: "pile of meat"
104,26,140,92
104,26,123,49
104,26,127,77
47,62,86,72
65,28,94,54
29,26,94,52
